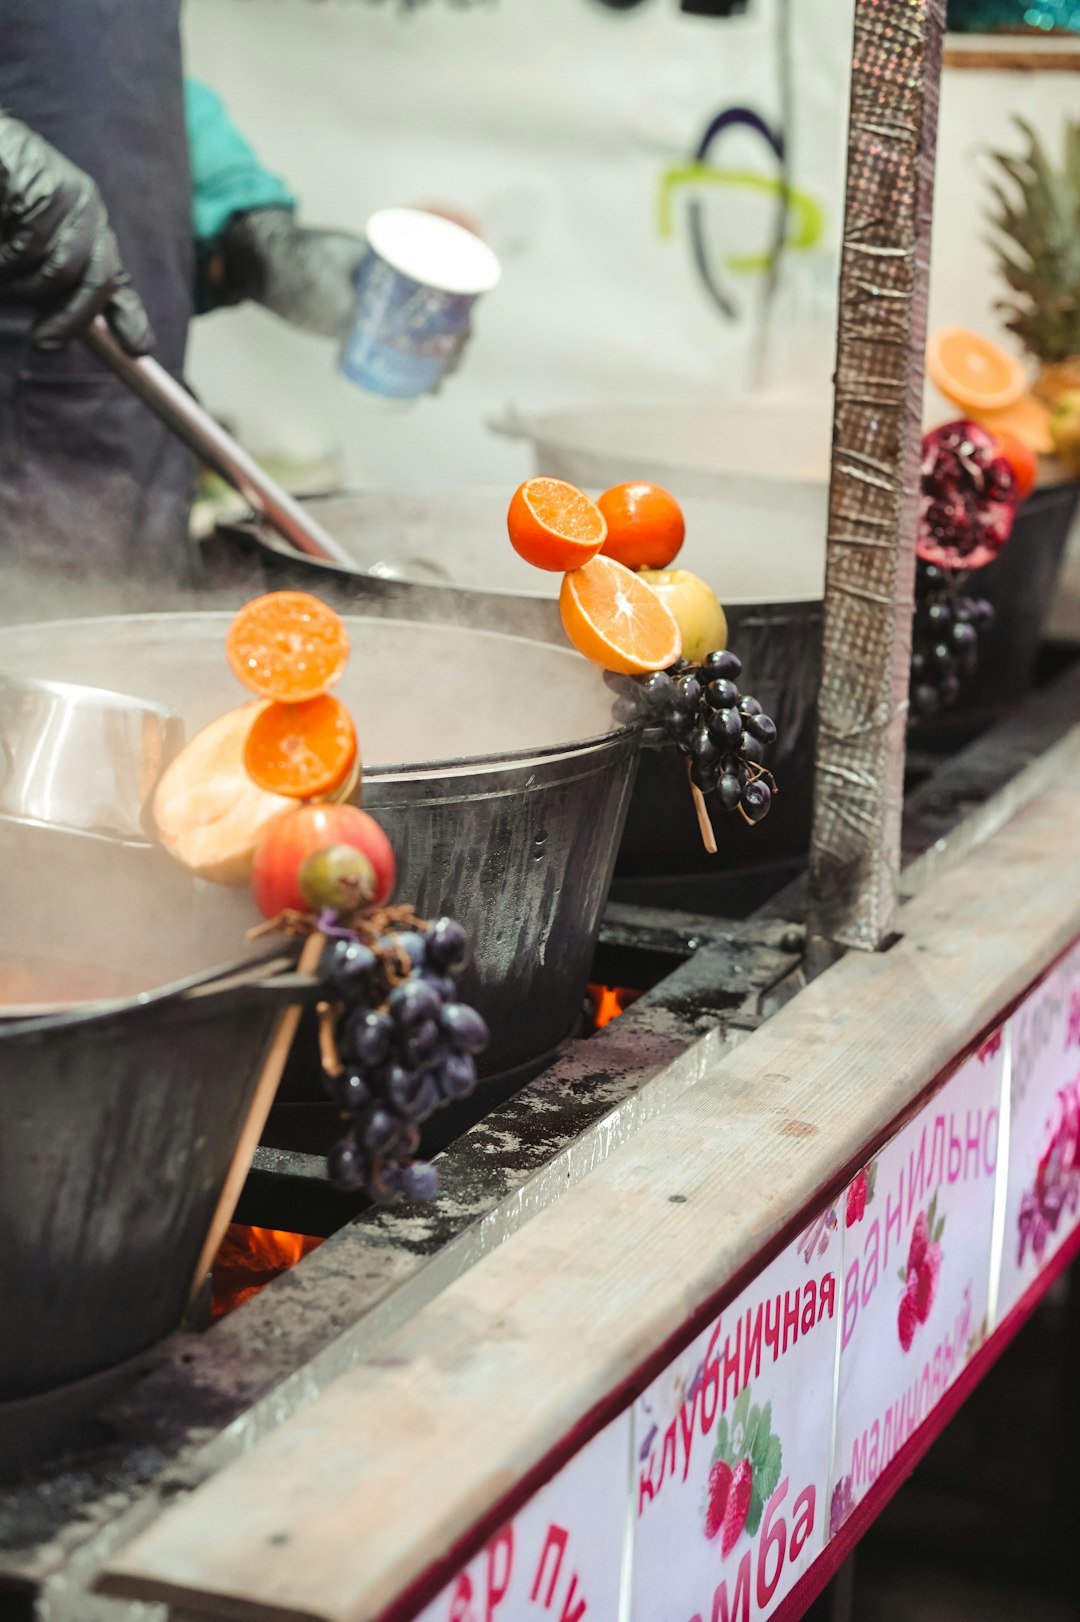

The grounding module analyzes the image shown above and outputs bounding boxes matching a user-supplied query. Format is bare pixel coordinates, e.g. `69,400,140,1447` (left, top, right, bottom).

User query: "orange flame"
587,985,642,1030
211,1224,323,1318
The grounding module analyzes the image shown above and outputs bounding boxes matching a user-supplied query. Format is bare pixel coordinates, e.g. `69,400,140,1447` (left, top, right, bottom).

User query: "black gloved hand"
0,111,153,354
209,206,366,340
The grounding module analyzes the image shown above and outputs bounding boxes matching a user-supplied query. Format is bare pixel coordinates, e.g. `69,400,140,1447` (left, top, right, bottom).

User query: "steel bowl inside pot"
0,613,641,1086
207,487,826,884
0,673,184,845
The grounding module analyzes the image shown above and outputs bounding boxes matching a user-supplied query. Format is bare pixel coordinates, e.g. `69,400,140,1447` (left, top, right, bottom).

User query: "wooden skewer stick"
317,1000,343,1077
188,930,326,1304
687,761,717,855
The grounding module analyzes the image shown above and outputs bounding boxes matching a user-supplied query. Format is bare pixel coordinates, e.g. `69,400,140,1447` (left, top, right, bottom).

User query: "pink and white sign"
830,1039,1003,1534
998,941,1080,1323
414,1415,629,1622
629,1215,840,1622
406,938,1079,1622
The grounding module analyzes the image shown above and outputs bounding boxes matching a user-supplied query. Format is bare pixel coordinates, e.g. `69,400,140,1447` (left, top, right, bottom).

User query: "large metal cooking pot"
0,613,640,1087
0,925,309,1422
207,488,826,886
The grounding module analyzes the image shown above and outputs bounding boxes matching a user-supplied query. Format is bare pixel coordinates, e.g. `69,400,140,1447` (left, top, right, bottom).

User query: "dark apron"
0,0,195,607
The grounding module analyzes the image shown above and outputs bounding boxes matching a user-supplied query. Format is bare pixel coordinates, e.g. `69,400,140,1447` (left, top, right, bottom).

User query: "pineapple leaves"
985,115,1080,364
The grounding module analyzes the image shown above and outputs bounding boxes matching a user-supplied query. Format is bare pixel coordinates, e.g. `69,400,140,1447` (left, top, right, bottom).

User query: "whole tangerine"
598,482,685,571
992,430,1037,501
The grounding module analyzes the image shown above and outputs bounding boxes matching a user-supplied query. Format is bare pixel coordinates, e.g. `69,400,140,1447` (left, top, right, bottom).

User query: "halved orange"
967,391,1054,456
226,592,349,703
244,694,359,799
560,554,682,675
507,477,607,572
926,326,1027,414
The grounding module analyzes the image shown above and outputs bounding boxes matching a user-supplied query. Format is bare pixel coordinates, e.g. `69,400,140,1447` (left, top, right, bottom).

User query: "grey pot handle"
82,317,354,570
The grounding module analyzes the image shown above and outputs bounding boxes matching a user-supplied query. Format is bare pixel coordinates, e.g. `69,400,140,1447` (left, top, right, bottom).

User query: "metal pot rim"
222,519,827,609
0,945,305,1036
0,611,645,779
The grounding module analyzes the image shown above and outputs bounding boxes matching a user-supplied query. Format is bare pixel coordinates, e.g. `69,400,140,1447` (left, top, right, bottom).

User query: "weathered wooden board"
100,730,1080,1622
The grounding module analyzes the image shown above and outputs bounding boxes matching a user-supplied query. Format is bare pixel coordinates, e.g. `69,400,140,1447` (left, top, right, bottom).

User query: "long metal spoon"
82,317,354,569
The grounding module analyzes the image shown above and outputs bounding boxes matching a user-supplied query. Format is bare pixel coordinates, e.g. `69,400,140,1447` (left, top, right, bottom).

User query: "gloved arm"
211,206,366,340
186,80,364,338
0,109,152,354
187,80,475,372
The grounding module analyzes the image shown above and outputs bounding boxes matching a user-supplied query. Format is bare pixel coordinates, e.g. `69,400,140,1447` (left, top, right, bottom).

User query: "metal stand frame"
808,0,947,953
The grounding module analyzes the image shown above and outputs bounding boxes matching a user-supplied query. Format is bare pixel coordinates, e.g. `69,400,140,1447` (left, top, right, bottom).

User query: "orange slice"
560,554,682,675
926,326,1027,414
967,391,1054,456
244,695,359,799
226,592,349,703
507,477,607,572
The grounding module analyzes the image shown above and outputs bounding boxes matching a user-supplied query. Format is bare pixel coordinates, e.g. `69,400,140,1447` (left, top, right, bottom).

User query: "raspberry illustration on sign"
703,1385,782,1557
829,1473,854,1539
845,1158,878,1229
1017,1078,1080,1266
897,1192,945,1352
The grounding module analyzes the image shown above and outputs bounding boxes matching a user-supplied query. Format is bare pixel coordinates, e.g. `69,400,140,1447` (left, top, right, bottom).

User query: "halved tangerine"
926,326,1027,414
559,554,682,675
227,591,349,703
244,694,359,800
507,477,607,572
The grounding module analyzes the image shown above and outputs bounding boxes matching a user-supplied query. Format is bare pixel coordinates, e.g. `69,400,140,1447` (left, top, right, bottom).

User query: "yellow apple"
1050,390,1080,477
639,569,727,664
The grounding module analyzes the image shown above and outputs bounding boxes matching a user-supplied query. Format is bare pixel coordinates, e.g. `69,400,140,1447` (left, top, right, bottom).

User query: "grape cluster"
634,650,778,823
320,915,489,1203
909,562,995,723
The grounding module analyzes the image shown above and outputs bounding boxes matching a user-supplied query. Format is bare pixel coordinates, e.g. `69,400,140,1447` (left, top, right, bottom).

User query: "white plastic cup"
339,208,501,400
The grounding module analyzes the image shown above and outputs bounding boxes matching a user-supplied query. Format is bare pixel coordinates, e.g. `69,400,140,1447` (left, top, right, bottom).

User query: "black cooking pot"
0,938,311,1413
910,479,1080,750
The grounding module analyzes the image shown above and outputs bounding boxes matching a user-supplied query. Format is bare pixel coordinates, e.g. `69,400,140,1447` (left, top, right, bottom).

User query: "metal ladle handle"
82,317,354,569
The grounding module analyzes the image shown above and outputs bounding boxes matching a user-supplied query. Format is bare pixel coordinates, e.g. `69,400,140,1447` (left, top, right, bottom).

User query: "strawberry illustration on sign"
703,1385,782,1557
845,1158,878,1229
704,1460,733,1540
897,1191,945,1352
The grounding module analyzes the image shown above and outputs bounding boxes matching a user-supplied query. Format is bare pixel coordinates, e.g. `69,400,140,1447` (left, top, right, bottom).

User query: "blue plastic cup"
339,208,501,400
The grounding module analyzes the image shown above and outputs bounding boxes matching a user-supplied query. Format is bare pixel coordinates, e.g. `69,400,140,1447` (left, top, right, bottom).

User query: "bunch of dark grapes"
634,650,778,823
909,562,995,723
320,915,489,1203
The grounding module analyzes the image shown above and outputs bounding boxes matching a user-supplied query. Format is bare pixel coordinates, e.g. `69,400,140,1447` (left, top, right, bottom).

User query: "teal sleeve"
185,78,296,248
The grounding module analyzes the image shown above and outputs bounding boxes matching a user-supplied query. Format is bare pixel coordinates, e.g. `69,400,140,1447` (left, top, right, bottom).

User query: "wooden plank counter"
101,728,1080,1622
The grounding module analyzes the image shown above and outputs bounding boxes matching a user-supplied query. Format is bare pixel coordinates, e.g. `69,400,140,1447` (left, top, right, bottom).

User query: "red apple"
252,803,396,919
